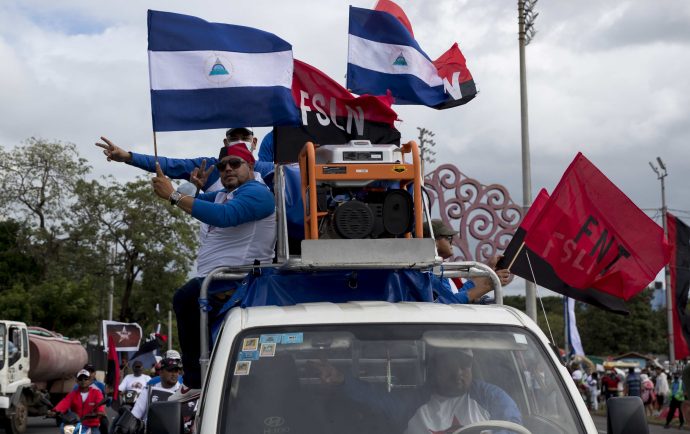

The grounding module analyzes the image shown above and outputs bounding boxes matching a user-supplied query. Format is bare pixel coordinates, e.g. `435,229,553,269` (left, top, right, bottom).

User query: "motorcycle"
119,390,140,412
56,411,93,434
49,398,110,434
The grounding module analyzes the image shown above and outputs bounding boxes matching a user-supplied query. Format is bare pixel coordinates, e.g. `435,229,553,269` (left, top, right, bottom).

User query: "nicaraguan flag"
347,5,476,109
148,10,300,132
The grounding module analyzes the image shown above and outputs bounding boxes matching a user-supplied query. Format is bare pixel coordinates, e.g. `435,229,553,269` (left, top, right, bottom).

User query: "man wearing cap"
131,356,183,422
424,219,512,303
96,128,273,261
405,348,521,433
51,369,107,434
149,143,276,389
118,360,151,396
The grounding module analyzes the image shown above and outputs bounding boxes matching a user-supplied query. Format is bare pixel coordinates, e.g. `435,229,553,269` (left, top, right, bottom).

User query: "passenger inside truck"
222,325,586,434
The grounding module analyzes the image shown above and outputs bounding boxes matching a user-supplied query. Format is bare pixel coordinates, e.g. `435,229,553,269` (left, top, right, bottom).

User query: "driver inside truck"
313,347,522,433
405,348,522,433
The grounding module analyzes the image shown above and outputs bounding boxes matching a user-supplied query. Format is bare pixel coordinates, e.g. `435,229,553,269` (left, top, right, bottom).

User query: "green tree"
505,290,667,357
577,288,666,355
70,177,197,323
0,139,91,280
0,219,41,291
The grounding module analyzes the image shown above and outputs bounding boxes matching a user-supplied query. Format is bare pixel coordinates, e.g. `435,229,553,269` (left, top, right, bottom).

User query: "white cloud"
1,0,688,297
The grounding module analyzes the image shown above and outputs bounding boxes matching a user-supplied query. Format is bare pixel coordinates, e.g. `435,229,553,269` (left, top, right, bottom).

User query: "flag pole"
153,130,159,160
505,242,525,271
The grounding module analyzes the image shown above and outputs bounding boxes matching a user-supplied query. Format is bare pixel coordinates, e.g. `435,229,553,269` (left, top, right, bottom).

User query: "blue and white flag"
346,6,476,108
148,10,300,132
565,297,585,356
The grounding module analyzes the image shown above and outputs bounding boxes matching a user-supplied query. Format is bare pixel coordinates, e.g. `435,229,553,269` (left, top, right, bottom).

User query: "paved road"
25,413,686,434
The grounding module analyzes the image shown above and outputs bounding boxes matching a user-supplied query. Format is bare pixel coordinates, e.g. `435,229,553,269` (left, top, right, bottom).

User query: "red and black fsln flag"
669,213,690,359
273,59,400,163
499,153,670,315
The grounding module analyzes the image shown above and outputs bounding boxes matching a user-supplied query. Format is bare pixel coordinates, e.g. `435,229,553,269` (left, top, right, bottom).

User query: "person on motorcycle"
49,369,107,434
118,360,151,398
131,355,184,421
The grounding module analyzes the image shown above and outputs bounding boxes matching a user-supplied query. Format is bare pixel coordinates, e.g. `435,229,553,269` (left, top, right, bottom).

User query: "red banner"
669,213,690,360
375,0,414,36
275,59,400,162
521,188,550,231
523,153,670,300
498,186,629,314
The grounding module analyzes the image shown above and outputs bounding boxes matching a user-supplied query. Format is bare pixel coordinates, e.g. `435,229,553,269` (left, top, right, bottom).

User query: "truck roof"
230,301,532,329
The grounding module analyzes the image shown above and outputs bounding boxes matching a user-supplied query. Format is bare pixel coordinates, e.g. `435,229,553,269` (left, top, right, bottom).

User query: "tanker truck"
0,321,88,434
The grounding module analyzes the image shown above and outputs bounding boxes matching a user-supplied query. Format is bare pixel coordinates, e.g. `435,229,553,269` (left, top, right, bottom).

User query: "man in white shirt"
131,356,183,422
118,360,151,397
405,348,522,434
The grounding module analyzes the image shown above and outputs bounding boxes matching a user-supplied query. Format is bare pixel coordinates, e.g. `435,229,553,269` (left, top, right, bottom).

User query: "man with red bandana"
97,133,276,389
147,142,276,389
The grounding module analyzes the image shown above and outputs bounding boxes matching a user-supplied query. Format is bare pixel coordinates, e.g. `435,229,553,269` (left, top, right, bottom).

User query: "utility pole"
518,0,538,321
650,157,673,363
168,310,173,351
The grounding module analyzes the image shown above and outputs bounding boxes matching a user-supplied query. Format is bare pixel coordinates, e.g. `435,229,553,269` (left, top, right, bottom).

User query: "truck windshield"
220,324,584,434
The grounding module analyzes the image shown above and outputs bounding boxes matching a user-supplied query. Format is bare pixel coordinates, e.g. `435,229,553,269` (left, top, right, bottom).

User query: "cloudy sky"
1,0,688,295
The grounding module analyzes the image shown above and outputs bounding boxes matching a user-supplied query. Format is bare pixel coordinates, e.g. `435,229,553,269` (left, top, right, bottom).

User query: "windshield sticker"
513,333,528,344
281,332,303,344
242,337,259,351
238,350,260,361
259,334,282,344
260,343,276,357
234,361,251,376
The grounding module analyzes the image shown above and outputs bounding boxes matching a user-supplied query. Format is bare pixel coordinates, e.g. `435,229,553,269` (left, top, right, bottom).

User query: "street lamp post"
518,0,538,321
650,157,673,363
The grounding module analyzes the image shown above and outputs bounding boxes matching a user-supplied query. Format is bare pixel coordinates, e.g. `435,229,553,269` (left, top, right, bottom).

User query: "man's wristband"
169,191,183,206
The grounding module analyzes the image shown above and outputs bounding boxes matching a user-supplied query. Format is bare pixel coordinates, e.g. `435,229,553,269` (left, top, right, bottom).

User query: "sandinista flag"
498,189,630,314
346,4,476,108
668,213,690,359
375,0,414,36
523,153,670,301
274,59,400,162
147,10,300,132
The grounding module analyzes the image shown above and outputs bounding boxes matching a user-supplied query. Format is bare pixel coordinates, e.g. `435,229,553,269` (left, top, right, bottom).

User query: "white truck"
0,322,88,434
145,143,648,434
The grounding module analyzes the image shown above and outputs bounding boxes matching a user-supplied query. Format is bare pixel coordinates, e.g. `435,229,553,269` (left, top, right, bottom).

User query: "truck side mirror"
606,396,649,434
147,401,182,434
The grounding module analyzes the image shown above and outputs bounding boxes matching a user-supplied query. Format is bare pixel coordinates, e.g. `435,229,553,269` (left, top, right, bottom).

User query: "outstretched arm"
96,136,220,190
466,255,513,302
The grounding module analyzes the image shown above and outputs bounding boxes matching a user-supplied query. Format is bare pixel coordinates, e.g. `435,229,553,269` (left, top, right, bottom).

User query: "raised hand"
190,159,215,191
151,162,174,200
95,137,132,163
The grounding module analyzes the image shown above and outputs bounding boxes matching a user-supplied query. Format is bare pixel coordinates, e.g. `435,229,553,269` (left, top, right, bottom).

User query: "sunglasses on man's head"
216,159,245,171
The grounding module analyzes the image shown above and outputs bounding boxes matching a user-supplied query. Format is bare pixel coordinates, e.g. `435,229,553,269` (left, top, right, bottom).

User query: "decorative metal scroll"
424,164,524,262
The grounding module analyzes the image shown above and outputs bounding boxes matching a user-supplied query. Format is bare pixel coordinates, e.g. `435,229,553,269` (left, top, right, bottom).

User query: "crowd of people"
48,351,187,434
570,361,690,429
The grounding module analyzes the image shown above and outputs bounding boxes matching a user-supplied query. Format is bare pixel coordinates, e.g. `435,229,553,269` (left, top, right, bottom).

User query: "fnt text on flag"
522,153,670,301
147,10,300,132
346,4,476,109
498,189,630,315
